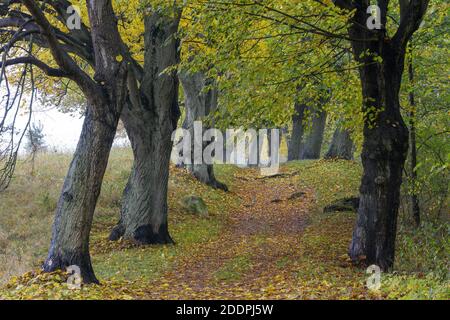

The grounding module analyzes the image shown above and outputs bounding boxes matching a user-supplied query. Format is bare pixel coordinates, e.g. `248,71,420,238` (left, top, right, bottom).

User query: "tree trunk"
324,126,354,160
288,102,307,161
179,72,228,191
348,8,412,270
301,107,327,160
42,0,128,283
43,105,120,284
109,13,181,244
110,104,177,244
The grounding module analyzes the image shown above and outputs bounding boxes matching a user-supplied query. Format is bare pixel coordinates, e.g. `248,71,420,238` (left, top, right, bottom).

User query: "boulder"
180,196,208,216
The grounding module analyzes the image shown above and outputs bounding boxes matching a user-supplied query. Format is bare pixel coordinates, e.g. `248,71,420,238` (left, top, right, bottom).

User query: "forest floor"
0,151,448,299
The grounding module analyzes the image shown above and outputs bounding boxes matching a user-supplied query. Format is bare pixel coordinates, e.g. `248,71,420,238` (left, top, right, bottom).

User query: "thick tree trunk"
340,0,429,273
179,72,228,191
43,105,120,284
109,13,181,244
42,0,128,283
110,104,177,244
288,102,307,161
324,126,354,160
301,107,327,160
348,10,411,270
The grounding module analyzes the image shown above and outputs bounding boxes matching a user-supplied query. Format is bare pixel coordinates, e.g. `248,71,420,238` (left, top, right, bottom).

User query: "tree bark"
301,107,327,160
324,126,354,160
43,105,121,284
345,3,426,270
41,0,128,283
287,102,307,161
109,12,181,244
179,72,228,191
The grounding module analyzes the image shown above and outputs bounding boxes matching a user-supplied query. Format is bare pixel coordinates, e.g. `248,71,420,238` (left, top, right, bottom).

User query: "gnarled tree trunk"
350,65,409,270
43,106,121,283
109,12,181,244
324,126,354,160
345,1,429,271
179,72,228,191
301,107,327,160
40,0,128,283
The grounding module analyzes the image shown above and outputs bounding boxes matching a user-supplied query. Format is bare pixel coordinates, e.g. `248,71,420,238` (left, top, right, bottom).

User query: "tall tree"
333,0,430,269
109,11,182,244
178,71,228,191
23,0,128,283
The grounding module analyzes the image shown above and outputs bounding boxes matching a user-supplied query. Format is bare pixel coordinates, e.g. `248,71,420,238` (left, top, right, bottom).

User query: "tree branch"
20,0,102,101
393,0,430,48
0,56,68,77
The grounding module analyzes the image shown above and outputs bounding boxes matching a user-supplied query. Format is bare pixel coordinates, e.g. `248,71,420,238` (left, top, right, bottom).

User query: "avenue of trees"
0,0,448,283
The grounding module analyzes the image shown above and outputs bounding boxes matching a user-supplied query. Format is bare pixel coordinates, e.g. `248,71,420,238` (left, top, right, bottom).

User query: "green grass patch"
213,255,253,282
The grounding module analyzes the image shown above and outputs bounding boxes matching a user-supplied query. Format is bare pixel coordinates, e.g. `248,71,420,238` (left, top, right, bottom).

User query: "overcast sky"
14,107,85,153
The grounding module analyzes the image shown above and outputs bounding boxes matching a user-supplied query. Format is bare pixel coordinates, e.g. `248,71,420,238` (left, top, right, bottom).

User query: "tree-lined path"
141,167,367,300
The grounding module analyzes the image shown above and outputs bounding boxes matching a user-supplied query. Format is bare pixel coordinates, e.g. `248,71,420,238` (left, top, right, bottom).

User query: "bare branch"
0,56,67,77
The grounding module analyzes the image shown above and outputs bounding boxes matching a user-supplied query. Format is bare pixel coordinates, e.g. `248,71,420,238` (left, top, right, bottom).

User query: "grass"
0,148,240,286
286,159,449,299
213,255,253,282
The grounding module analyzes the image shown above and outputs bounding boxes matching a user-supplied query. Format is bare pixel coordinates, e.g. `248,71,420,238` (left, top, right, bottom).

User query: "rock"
323,197,359,213
180,196,208,216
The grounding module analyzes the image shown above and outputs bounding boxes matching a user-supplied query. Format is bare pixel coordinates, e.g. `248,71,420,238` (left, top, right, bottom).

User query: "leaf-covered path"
143,168,352,299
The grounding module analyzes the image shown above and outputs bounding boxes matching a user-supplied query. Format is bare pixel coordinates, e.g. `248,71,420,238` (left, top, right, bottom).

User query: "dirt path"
144,168,317,299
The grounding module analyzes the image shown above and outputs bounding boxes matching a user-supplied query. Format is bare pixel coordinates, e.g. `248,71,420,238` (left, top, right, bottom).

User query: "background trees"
181,0,433,270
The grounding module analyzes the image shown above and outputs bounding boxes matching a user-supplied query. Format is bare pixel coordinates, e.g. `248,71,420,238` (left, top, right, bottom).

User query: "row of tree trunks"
109,12,181,244
287,103,329,161
179,71,228,191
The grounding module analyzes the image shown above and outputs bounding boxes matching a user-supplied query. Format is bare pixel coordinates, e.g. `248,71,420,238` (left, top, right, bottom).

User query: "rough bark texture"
287,102,307,161
43,106,121,283
179,72,228,191
109,13,181,244
324,126,354,160
42,0,128,283
301,107,327,160
344,0,429,271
